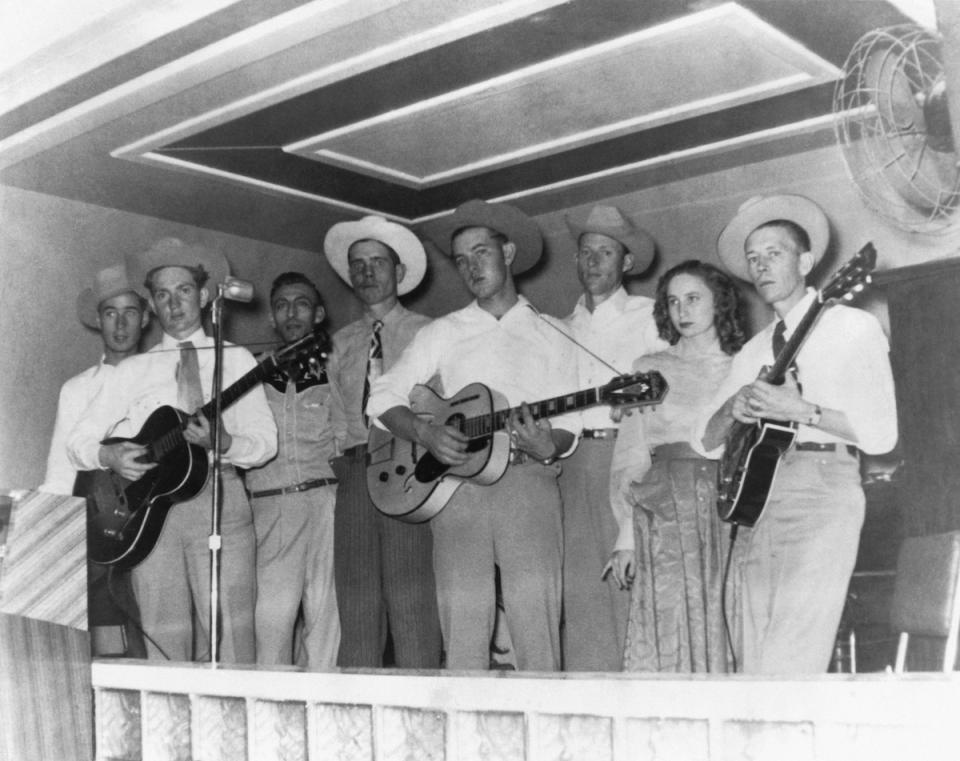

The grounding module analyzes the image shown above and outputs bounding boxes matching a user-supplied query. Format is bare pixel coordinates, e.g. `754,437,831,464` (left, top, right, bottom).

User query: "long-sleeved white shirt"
40,358,113,494
564,287,667,430
692,289,898,458
366,296,582,444
68,328,277,472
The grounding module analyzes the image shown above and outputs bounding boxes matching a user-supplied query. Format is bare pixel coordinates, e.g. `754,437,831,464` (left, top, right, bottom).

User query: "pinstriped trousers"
332,445,442,668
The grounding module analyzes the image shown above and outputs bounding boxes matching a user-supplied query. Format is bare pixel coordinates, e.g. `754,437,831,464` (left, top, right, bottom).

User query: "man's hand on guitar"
738,373,808,423
507,402,556,460
184,412,233,453
413,417,470,466
99,441,157,481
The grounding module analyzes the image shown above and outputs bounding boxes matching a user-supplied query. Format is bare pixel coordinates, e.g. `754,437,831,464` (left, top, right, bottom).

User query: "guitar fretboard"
462,388,603,439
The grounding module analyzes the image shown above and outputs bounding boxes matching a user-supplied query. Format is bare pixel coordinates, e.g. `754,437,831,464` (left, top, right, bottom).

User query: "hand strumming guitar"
183,411,233,454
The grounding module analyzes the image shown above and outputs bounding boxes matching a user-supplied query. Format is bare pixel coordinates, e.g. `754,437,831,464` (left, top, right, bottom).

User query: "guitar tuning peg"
609,407,624,424
865,275,873,284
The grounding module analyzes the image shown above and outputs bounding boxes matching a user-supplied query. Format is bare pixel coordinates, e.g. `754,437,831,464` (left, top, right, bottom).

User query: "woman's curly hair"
652,259,746,356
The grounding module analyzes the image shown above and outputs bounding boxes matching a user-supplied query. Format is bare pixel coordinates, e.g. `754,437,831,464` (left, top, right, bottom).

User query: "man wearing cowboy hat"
695,195,897,673
324,215,441,668
41,263,149,495
41,263,149,657
245,272,340,669
69,237,277,663
559,204,667,671
368,199,581,671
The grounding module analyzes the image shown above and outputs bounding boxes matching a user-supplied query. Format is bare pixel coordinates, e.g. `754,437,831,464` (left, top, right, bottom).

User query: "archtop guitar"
76,330,326,569
367,372,668,523
716,243,876,527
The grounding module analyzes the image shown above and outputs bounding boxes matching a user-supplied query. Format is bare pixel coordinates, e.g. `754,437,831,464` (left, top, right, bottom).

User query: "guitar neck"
765,297,825,385
463,387,604,439
150,355,279,461
198,356,277,421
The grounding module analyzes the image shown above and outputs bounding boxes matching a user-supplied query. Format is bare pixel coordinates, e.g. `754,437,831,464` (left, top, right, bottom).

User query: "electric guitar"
716,243,877,527
367,372,668,523
76,330,327,569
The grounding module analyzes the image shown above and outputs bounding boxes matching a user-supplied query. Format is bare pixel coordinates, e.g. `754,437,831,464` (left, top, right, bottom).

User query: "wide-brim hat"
430,199,543,275
564,204,656,275
324,215,427,296
126,237,230,295
76,263,141,329
717,194,829,281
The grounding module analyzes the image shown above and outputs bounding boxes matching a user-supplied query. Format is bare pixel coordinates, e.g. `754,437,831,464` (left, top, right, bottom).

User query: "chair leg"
895,632,908,673
849,629,857,674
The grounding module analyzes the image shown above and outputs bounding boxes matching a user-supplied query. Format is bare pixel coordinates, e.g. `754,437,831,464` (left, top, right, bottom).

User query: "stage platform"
91,661,960,761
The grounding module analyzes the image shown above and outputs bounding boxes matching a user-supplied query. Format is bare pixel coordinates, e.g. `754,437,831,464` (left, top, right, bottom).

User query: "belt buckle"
293,481,309,493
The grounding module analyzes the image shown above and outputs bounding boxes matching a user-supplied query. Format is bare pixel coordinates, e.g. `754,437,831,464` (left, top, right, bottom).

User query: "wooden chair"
889,530,960,673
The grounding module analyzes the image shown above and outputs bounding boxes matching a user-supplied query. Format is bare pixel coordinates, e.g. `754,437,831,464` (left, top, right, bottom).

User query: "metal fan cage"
834,24,960,233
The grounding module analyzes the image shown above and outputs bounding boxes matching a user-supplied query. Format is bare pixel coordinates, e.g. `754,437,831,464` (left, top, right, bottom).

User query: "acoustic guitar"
367,372,668,523
716,243,876,527
76,330,326,569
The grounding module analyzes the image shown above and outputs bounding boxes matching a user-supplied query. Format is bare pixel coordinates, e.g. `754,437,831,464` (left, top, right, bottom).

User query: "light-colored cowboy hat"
76,263,142,329
324,215,427,296
126,237,230,294
565,204,656,275
717,194,829,281
430,199,543,275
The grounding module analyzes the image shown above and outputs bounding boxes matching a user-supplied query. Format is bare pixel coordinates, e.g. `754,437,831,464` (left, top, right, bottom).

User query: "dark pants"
332,445,442,668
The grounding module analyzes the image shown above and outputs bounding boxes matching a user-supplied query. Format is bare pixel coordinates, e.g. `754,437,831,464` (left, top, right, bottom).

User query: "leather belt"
795,442,858,457
581,428,618,440
250,477,338,499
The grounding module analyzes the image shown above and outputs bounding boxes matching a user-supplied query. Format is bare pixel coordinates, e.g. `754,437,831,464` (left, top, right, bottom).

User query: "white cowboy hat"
76,263,141,329
430,199,543,275
126,237,230,294
717,194,829,281
324,215,427,296
565,204,656,275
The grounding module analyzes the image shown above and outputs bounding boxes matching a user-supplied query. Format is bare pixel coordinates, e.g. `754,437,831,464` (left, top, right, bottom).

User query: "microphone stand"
207,286,227,667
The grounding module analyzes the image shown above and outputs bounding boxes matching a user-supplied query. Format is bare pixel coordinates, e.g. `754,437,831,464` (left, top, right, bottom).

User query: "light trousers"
253,485,339,669
131,468,256,663
738,448,864,674
432,461,563,671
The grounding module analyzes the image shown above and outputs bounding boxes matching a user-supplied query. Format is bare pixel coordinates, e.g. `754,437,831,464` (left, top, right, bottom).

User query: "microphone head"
222,277,254,303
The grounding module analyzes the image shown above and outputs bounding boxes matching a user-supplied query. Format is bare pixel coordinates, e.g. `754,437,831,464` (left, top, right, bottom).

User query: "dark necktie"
772,320,787,359
361,320,383,427
177,341,204,413
772,320,799,385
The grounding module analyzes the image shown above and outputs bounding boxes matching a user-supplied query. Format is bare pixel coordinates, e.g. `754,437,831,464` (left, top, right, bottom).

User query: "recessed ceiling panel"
285,4,839,188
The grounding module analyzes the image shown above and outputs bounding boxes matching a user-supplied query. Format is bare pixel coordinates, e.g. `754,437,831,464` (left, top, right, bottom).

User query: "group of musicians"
40,194,897,675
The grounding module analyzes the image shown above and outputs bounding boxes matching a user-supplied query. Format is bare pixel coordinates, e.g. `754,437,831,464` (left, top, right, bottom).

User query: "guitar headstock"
272,327,329,373
820,242,876,303
600,371,669,409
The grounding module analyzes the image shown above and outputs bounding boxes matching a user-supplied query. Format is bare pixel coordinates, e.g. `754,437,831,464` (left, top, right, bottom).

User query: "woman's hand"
601,549,635,590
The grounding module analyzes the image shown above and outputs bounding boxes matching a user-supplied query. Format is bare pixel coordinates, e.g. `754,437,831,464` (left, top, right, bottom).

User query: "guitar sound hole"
395,465,406,476
378,471,389,483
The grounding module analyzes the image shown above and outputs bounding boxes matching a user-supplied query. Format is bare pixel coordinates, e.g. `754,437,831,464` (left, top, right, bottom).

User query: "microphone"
222,277,254,303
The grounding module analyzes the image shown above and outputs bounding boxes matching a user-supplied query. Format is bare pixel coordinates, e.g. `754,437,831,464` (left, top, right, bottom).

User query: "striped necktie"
361,320,383,427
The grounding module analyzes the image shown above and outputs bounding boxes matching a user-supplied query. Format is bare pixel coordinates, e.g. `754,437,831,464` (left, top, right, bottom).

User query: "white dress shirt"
69,327,277,471
367,296,582,444
40,358,113,494
564,287,667,430
693,289,898,457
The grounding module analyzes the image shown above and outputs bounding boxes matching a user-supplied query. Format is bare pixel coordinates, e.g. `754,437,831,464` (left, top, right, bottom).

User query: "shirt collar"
572,285,628,318
365,301,404,328
159,326,208,351
780,287,817,334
